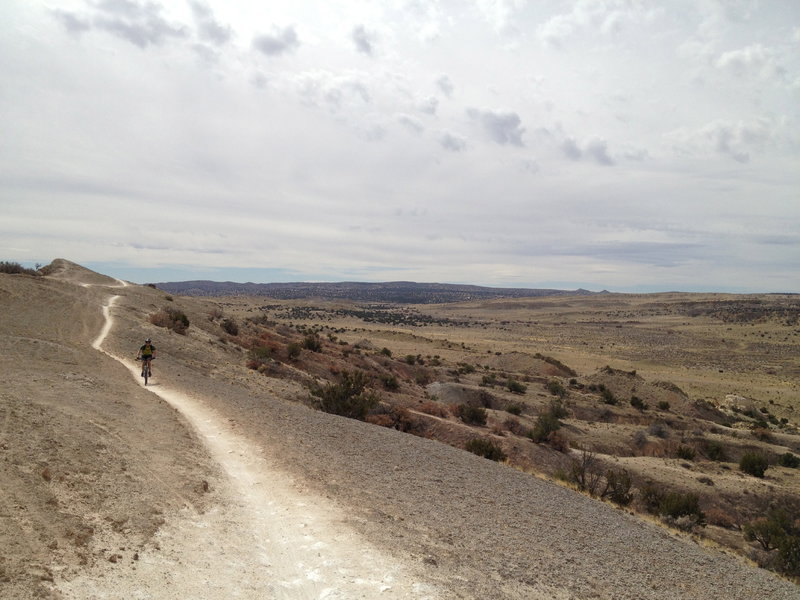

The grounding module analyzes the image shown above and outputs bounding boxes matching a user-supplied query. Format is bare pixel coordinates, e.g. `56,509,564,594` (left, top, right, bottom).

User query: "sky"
2,0,799,293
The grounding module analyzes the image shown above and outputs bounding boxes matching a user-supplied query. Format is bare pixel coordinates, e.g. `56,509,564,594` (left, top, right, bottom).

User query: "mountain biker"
137,338,157,377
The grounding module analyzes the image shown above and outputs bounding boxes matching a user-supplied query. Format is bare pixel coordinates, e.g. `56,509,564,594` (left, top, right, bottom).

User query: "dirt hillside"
1,260,798,599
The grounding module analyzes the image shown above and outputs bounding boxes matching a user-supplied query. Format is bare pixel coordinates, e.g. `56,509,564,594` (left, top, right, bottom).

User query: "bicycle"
138,356,154,385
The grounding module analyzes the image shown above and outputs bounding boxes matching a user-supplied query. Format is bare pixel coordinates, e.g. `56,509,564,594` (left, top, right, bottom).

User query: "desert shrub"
705,507,738,530
455,404,488,426
702,439,727,461
529,412,561,443
221,318,239,336
654,491,706,530
601,469,634,506
286,342,301,360
676,445,696,460
465,438,507,462
778,452,800,468
418,401,449,418
505,403,523,416
476,390,498,409
744,509,793,551
777,535,800,576
380,374,400,391
458,362,476,374
740,452,769,478
482,374,498,387
568,450,603,496
507,379,527,394
547,399,568,419
404,354,416,365
367,406,421,433
302,334,322,352
248,345,271,364
657,400,670,411
546,379,566,398
751,427,773,442
600,388,618,405
547,430,570,453
534,353,577,376
639,481,665,514
504,418,531,437
311,370,379,421
630,395,647,410
380,347,392,357
632,430,648,448
0,261,39,275
647,421,669,439
150,306,190,334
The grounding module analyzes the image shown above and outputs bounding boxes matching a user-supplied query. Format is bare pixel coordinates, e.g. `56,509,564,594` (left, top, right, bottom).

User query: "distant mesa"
153,280,600,304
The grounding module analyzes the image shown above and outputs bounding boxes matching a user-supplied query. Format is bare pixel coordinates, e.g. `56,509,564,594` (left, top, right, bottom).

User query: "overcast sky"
2,1,799,292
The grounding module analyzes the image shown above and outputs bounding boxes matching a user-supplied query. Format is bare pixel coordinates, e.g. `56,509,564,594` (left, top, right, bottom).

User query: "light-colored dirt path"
58,291,439,599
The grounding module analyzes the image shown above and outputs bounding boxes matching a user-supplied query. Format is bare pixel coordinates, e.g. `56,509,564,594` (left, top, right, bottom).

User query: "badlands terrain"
1,259,799,599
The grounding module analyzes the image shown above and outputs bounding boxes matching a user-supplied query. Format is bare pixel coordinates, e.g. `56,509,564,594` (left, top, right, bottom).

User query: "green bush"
150,306,190,334
221,318,239,336
740,452,769,478
311,370,379,420
380,374,400,391
778,452,800,468
601,388,618,405
743,507,800,576
286,342,301,360
657,401,670,410
602,469,634,506
302,334,322,352
456,404,488,426
530,412,561,443
630,395,647,410
702,439,727,461
658,491,706,529
505,403,523,416
744,509,793,551
482,374,498,387
465,438,506,462
676,445,696,460
546,379,566,398
507,379,527,394
0,261,39,276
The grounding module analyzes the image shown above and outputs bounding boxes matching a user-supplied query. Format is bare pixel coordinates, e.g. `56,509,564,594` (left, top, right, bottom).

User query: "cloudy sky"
2,0,799,292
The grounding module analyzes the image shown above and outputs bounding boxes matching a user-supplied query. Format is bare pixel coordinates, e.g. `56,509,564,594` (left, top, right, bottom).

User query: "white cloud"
466,108,525,146
351,24,375,56
666,117,778,163
417,96,438,115
397,114,423,134
189,1,233,46
436,75,454,97
253,25,300,56
4,0,799,292
52,0,187,48
715,44,783,79
440,131,466,152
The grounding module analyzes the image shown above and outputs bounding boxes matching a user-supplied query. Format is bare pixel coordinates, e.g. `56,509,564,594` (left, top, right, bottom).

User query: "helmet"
145,338,151,343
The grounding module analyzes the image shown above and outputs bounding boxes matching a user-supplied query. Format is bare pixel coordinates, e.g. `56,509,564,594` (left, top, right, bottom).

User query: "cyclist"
137,338,157,378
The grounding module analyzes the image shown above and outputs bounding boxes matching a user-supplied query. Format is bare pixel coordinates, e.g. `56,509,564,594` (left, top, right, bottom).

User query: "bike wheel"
143,364,149,385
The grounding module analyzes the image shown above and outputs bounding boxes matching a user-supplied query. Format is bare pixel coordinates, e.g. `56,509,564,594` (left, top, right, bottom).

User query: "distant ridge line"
154,280,604,304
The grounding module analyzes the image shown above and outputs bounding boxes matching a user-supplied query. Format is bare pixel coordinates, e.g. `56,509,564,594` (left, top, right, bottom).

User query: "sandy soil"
1,260,798,599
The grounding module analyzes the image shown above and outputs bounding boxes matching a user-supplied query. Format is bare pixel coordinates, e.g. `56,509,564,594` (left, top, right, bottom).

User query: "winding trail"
60,288,439,599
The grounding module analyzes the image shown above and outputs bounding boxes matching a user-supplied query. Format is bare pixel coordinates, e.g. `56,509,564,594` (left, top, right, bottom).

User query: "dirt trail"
58,290,439,599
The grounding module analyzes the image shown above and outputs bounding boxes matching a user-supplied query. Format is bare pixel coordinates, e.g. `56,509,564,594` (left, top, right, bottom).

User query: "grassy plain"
210,291,800,576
